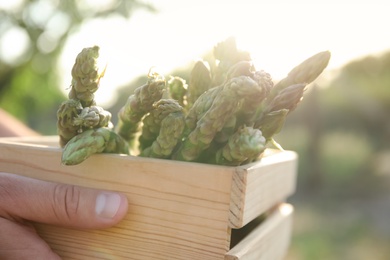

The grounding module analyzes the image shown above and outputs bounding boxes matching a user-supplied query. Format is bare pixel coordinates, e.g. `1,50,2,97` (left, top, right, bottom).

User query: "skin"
0,110,129,259
0,109,39,137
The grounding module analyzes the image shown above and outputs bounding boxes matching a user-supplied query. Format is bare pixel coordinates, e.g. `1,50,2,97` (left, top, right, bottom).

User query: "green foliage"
277,50,390,190
319,131,373,184
322,53,390,149
282,50,390,260
0,61,63,134
287,204,385,260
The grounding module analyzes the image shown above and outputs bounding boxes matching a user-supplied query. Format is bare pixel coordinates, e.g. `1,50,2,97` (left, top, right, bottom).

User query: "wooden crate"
0,136,297,259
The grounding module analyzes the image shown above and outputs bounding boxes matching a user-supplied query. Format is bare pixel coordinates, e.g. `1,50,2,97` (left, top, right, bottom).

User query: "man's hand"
0,172,128,259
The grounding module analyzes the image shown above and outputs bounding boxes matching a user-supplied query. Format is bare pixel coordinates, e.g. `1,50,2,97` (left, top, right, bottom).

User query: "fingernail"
95,192,122,219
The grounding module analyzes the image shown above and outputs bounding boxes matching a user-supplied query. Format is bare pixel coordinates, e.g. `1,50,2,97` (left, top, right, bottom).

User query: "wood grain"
0,136,297,259
225,204,293,260
229,150,297,228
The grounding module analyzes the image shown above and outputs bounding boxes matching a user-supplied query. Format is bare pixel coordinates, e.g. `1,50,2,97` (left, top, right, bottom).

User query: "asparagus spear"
254,51,331,130
140,109,185,159
167,76,187,107
73,106,113,129
214,126,266,166
212,37,251,85
187,60,212,109
57,99,83,147
62,128,129,165
68,46,106,107
138,99,183,152
173,75,263,162
57,46,112,147
256,109,289,140
115,70,166,144
268,51,331,101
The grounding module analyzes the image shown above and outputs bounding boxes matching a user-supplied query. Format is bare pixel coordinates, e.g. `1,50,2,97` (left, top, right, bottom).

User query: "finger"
0,218,61,260
0,172,128,229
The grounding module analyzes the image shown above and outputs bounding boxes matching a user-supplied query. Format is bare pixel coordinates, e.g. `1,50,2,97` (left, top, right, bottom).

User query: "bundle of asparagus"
58,39,330,166
57,46,129,165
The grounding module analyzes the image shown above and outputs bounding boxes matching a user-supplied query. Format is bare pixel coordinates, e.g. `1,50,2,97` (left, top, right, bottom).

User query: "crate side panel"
0,138,234,259
229,151,297,228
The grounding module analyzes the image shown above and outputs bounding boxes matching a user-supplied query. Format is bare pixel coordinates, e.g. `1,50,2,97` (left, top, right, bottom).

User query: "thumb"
0,172,128,229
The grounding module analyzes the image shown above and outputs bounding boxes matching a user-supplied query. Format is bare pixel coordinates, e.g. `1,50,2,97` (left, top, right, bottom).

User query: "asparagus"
212,37,251,85
187,60,212,109
68,46,106,107
62,128,129,165
214,126,266,166
173,75,263,162
115,70,166,144
167,76,187,107
256,109,289,140
268,51,331,101
57,46,113,147
138,99,183,152
58,43,331,166
253,51,331,134
140,109,185,159
57,99,83,147
73,106,113,129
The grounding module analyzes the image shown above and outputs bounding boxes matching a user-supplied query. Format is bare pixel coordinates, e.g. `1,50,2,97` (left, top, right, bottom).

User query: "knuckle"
53,184,81,222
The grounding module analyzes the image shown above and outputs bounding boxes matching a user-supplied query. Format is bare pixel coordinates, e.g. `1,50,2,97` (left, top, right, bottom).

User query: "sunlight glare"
0,27,30,65
60,0,390,106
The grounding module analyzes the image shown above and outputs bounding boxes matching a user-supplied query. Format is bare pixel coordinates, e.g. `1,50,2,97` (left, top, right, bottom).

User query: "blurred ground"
285,169,390,260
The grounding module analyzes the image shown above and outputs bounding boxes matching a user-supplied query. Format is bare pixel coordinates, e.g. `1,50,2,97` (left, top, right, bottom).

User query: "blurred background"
1,0,389,259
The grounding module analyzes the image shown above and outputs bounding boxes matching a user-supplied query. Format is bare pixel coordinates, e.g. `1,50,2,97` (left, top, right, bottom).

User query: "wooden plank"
225,204,293,260
0,136,298,259
0,136,234,259
229,150,297,228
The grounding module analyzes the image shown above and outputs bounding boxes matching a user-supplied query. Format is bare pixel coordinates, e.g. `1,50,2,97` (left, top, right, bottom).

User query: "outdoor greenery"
1,2,389,259
279,53,390,259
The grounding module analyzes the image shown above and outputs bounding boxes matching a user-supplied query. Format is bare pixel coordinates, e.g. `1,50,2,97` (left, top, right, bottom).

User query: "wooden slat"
225,204,293,260
229,150,297,228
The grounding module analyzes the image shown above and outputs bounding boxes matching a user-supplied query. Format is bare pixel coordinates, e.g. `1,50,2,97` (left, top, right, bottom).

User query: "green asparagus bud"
213,68,270,150
254,84,306,128
141,109,185,158
267,83,306,113
225,62,273,104
167,76,188,107
253,70,274,97
187,60,212,109
255,109,289,140
68,46,105,107
214,126,266,166
213,37,251,85
269,51,331,100
174,76,263,162
138,99,183,151
116,70,166,143
57,99,83,147
73,106,112,129
213,37,251,67
62,128,129,165
225,61,254,80
237,69,273,126
253,52,330,126
214,115,237,143
184,86,222,133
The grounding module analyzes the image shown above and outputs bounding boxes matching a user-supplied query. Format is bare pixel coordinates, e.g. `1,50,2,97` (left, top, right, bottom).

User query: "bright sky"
59,0,390,106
